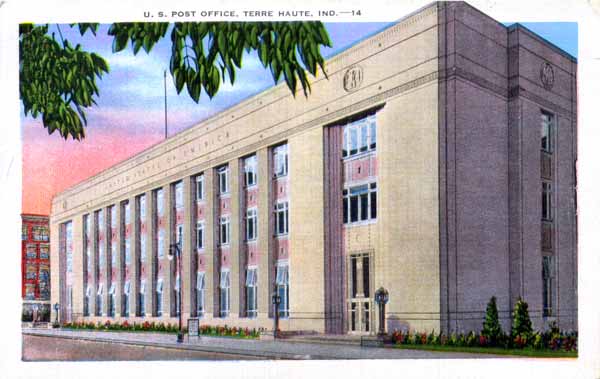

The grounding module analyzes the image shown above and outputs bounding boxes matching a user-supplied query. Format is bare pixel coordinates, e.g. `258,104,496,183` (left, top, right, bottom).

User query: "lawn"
394,344,577,358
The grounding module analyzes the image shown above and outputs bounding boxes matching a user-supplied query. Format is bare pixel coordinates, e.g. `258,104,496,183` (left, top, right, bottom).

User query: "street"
22,334,261,361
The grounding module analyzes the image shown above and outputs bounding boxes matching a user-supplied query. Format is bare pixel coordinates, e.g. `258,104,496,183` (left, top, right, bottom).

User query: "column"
130,196,139,317
114,203,123,317
101,208,110,317
72,216,84,319
204,169,216,318
89,213,97,317
50,222,61,323
183,176,194,319
229,159,241,317
257,147,273,318
164,184,173,318
146,190,156,316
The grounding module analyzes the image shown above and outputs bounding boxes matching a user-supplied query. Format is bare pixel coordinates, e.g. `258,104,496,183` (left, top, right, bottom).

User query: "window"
22,225,28,240
218,165,229,194
276,264,289,318
156,189,164,216
140,233,146,263
174,181,184,209
273,144,288,177
139,194,146,221
84,285,91,316
246,208,258,241
158,229,165,259
542,255,555,317
196,222,205,250
196,174,205,201
244,155,258,187
96,284,103,316
542,182,553,221
275,202,289,236
108,283,116,317
32,226,49,242
26,264,37,279
196,272,205,317
124,201,131,225
342,115,377,158
174,274,181,317
541,111,554,153
123,280,130,317
139,280,146,317
25,284,35,300
40,245,49,259
219,270,230,317
246,267,258,318
156,279,164,316
125,238,131,265
26,244,37,259
343,183,377,224
220,216,230,245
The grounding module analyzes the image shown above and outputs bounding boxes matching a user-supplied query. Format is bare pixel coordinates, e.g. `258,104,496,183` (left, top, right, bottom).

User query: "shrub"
482,296,503,346
511,298,532,340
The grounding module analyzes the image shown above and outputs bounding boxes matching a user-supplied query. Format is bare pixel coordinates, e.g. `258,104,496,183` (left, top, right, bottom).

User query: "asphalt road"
22,334,261,361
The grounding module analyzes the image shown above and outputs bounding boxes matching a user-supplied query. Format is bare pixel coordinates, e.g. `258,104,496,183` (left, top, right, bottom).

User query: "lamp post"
271,289,281,339
374,287,389,338
168,229,183,343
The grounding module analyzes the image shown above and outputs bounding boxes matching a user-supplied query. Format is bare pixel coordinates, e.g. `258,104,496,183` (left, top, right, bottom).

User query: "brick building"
49,2,577,335
22,213,51,321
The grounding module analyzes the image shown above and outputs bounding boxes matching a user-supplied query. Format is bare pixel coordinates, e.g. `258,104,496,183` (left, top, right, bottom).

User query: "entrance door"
347,254,371,334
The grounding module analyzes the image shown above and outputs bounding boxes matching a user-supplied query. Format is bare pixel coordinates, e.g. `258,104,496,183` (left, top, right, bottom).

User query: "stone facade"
50,2,577,334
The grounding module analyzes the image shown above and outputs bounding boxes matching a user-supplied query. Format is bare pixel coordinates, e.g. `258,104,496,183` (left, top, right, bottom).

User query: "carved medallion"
343,65,364,92
540,62,555,90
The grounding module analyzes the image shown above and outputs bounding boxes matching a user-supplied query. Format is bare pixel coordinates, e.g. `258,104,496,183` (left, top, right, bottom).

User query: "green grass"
393,344,577,358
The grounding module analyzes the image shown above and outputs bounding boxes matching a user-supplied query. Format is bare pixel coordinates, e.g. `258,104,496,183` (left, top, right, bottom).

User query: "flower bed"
390,328,577,354
62,320,260,339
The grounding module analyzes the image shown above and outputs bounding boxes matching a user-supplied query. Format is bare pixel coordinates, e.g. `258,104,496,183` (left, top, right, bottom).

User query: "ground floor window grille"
156,279,163,316
542,255,555,317
196,272,205,317
123,280,130,317
246,267,258,318
276,264,289,318
96,284,103,316
108,283,115,317
219,270,230,318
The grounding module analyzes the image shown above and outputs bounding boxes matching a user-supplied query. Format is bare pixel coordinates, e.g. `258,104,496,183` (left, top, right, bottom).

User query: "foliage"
19,21,331,140
61,320,260,339
511,297,533,339
481,296,503,346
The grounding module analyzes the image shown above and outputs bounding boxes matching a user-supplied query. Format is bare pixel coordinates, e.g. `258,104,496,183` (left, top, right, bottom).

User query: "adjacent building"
22,213,51,321
49,1,577,335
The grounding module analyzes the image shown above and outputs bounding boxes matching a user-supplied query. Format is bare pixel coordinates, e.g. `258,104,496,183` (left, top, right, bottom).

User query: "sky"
21,21,578,215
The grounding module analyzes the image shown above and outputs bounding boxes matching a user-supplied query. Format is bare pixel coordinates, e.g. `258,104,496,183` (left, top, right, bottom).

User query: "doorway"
347,253,372,334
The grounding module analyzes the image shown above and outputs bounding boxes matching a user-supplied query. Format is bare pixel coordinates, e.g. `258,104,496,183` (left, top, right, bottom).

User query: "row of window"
22,225,49,242
83,264,290,319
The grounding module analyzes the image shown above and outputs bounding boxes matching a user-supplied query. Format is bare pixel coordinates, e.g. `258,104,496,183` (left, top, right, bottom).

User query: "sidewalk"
22,328,507,360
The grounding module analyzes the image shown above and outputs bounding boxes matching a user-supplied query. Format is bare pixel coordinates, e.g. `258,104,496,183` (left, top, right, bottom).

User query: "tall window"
139,280,146,317
542,255,555,317
123,280,130,317
275,202,289,236
342,115,377,158
156,279,163,316
273,144,288,177
139,195,146,263
156,189,165,259
196,271,205,317
246,208,258,241
244,155,258,187
196,174,205,201
246,267,258,318
220,216,230,245
219,270,230,317
343,183,377,224
541,112,554,153
175,181,184,209
108,283,115,317
542,182,553,221
218,165,229,194
96,284,103,316
196,222,205,250
276,264,289,318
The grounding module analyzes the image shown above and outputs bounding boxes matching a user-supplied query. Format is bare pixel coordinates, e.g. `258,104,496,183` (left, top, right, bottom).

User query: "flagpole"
164,70,168,139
